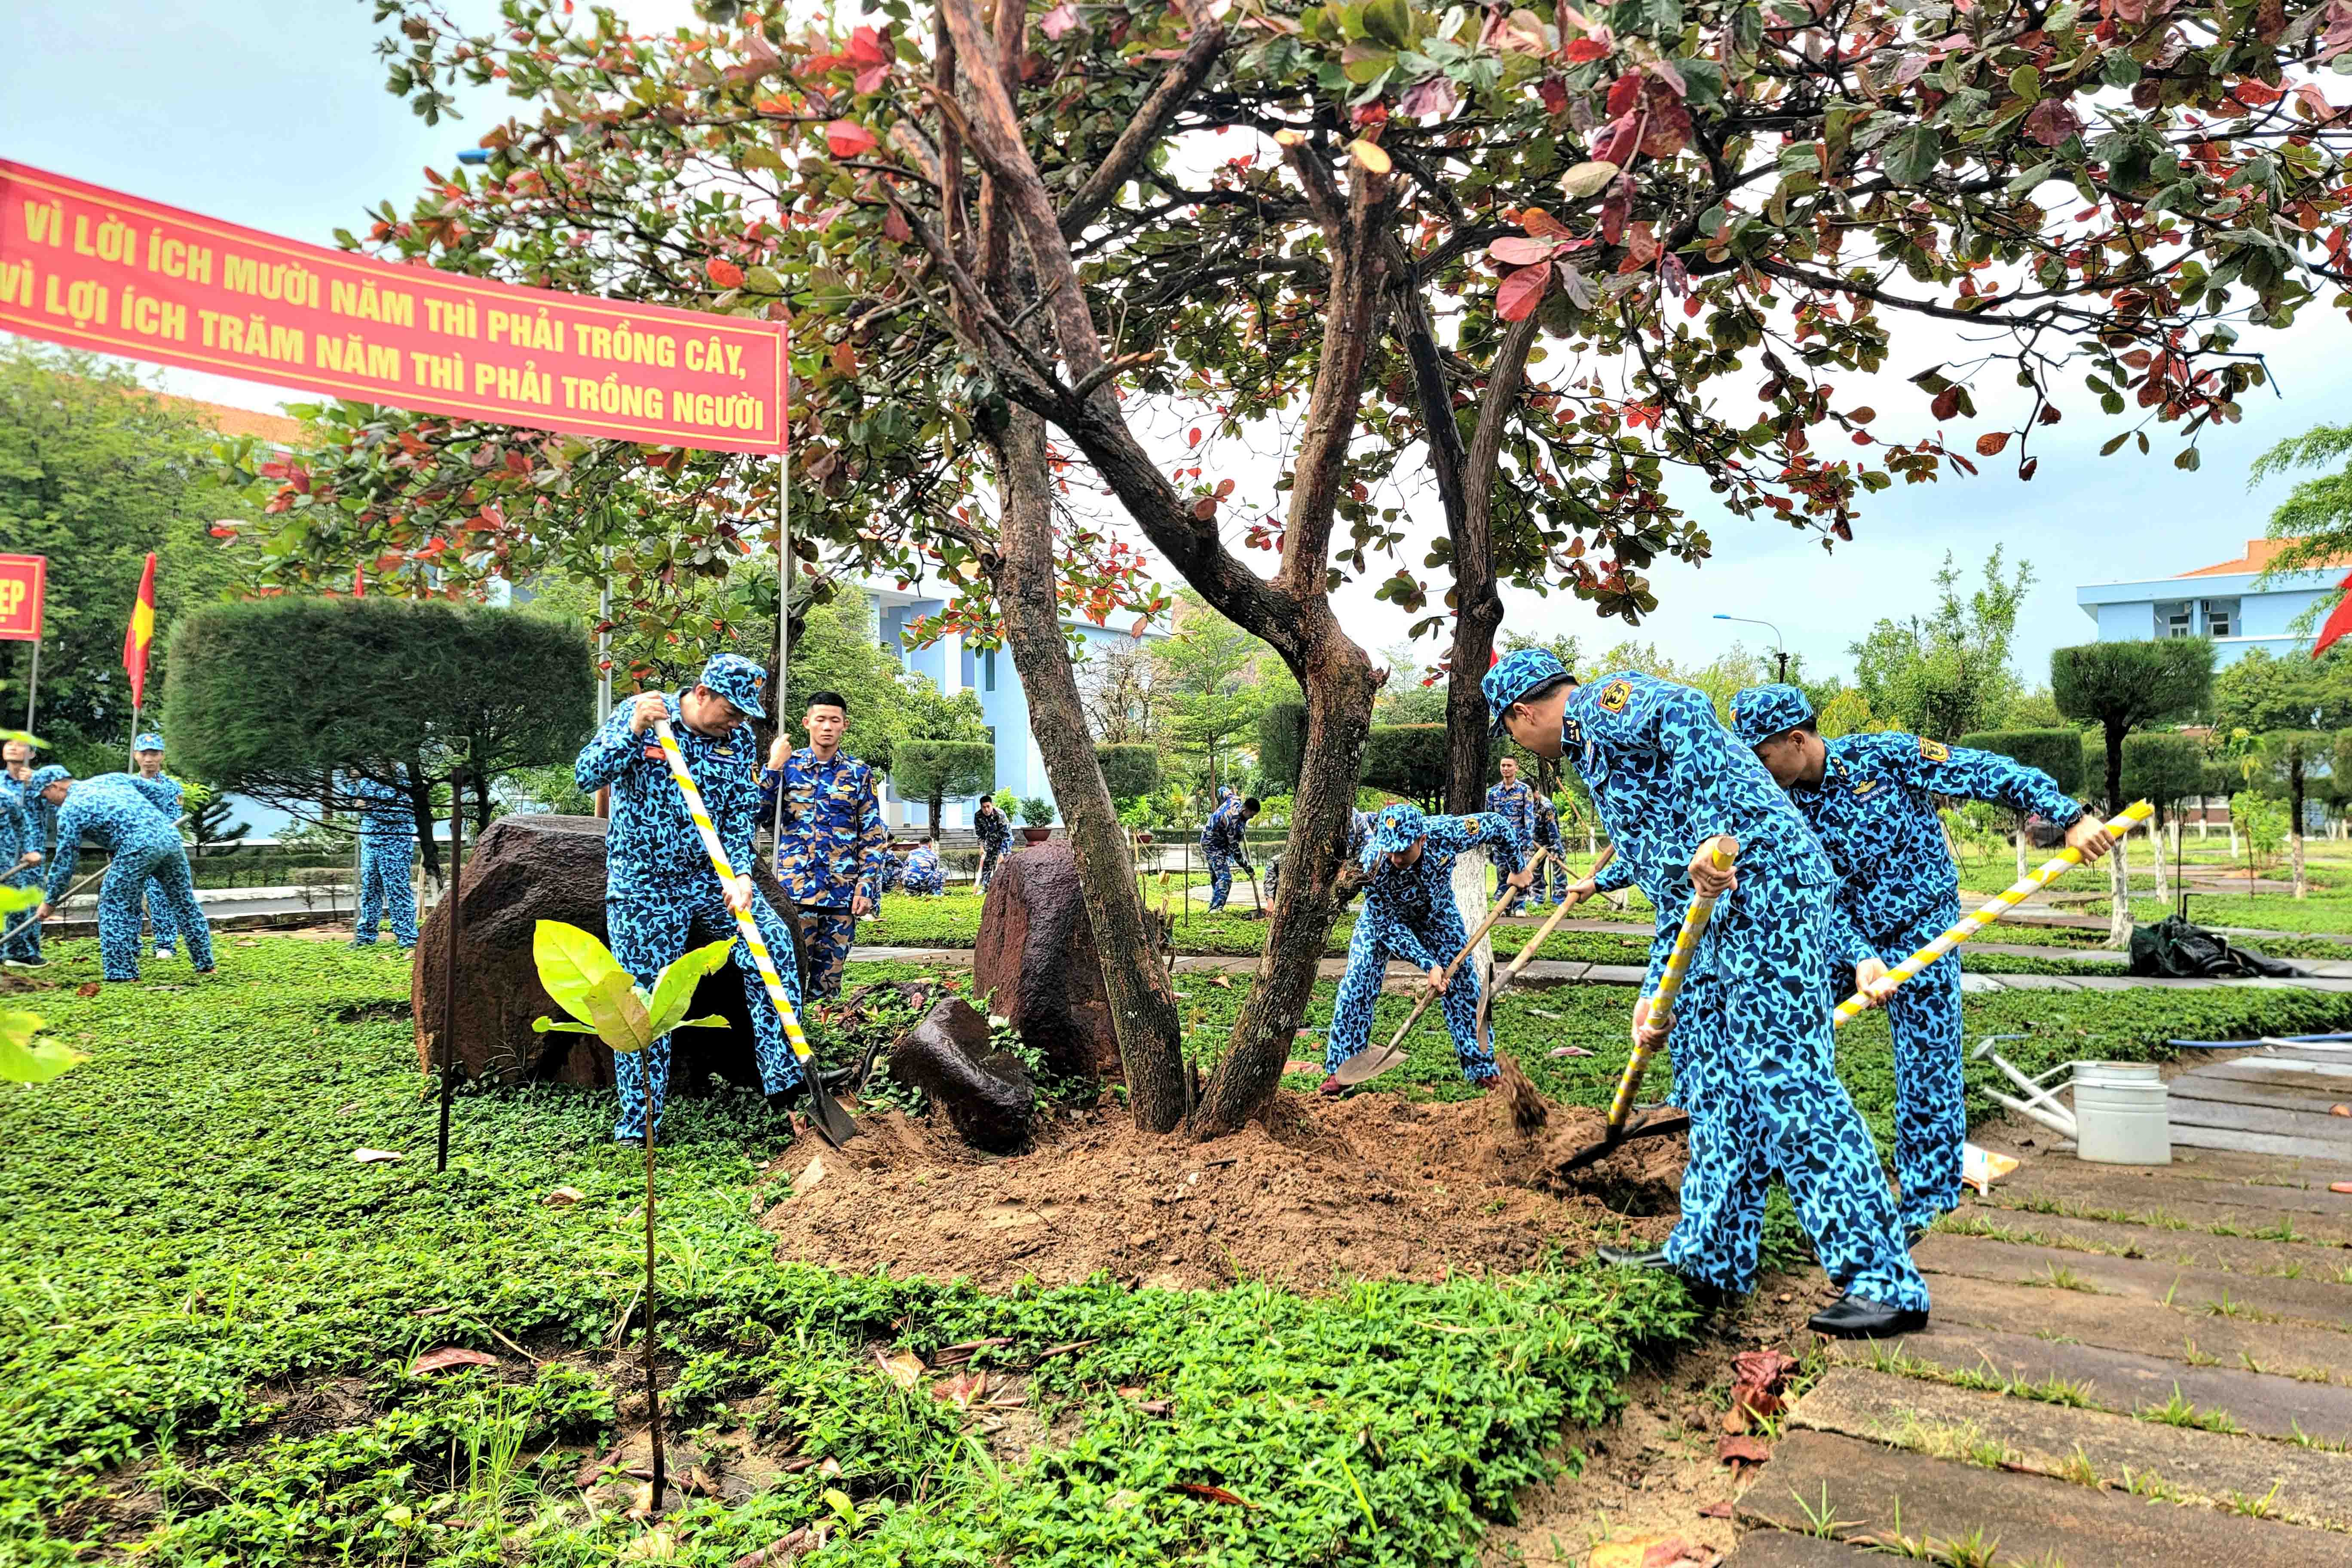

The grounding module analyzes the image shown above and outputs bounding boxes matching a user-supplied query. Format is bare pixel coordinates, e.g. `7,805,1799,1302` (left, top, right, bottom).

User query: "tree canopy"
1853,550,2032,741
2051,638,2215,809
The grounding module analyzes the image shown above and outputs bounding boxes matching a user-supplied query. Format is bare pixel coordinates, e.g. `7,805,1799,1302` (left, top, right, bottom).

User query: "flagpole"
769,324,791,858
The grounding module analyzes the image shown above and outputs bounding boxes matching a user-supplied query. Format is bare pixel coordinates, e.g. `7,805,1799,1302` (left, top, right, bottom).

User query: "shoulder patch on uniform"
1919,737,1951,763
1599,679,1632,713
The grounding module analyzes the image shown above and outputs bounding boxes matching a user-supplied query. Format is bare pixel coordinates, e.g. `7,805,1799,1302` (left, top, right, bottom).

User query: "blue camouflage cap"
133,732,165,753
1728,683,1813,749
696,653,769,721
1483,648,1574,736
26,765,71,792
1363,802,1427,864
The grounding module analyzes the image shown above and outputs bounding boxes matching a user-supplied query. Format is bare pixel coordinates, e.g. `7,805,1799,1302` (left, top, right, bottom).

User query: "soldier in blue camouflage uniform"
899,839,946,896
37,770,216,982
762,688,890,999
0,740,44,968
125,734,186,962
1730,683,2116,1240
1529,792,1568,907
1490,649,1929,1338
1320,803,1528,1091
577,654,807,1142
1484,757,1540,898
1198,793,1259,911
973,797,1013,892
348,773,420,949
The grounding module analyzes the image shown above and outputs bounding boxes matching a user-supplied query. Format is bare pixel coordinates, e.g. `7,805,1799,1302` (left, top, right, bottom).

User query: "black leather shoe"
1807,1293,1929,1339
1904,1226,1930,1250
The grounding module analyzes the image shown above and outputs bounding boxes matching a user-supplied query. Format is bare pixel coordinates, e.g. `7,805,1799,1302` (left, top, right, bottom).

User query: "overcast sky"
9,0,2349,693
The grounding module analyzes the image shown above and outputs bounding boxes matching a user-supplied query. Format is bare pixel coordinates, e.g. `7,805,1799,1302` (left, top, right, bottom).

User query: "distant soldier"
1529,792,1568,909
900,838,946,896
35,770,215,982
349,773,420,950
973,796,1013,892
0,741,41,968
1484,756,1539,898
126,733,185,962
1197,793,1260,912
763,689,891,999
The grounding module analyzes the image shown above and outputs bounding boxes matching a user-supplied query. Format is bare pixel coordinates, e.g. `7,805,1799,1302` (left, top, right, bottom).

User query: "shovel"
652,719,861,1148
1330,846,1553,1088
1551,840,1732,1174
1474,845,1613,1048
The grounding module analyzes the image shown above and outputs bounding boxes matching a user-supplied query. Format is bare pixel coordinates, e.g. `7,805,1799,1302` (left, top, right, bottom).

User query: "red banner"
0,555,43,642
0,161,786,454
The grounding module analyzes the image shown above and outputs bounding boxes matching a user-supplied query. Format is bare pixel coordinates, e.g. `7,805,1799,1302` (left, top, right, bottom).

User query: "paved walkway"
1729,1039,2352,1563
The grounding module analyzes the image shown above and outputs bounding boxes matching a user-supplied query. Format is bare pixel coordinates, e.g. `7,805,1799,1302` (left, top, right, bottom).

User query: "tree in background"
1075,637,1169,749
1154,592,1276,800
2248,422,2352,584
2120,732,2205,901
165,598,592,882
178,779,251,862
2254,731,2331,897
1853,551,2032,742
2209,648,2352,737
2051,640,2215,942
893,741,997,836
1093,745,1165,810
0,345,255,750
1957,729,2084,880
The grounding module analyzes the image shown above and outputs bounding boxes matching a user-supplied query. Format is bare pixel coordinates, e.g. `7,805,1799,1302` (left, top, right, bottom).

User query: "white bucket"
2070,1061,2171,1165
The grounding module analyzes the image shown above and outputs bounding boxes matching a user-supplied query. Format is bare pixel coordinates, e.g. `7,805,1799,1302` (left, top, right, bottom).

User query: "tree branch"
1057,17,1231,239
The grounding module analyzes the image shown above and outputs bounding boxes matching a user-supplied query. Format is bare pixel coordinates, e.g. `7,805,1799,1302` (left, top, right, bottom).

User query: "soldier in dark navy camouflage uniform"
899,839,945,896
973,796,1012,892
576,654,805,1142
1198,794,1258,911
1490,649,1927,1338
761,689,890,999
1,739,46,968
1731,683,2115,1239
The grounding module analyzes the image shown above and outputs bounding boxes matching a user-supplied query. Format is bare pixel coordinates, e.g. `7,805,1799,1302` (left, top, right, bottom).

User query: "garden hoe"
1331,847,1552,1089
652,719,861,1148
1551,841,1730,1174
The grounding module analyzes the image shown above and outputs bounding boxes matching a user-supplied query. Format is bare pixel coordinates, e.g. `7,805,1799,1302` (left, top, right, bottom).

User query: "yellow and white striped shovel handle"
1831,800,2153,1027
650,720,820,1071
1607,842,1732,1130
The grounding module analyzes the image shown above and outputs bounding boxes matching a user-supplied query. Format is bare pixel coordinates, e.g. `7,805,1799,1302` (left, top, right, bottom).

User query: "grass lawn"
9,937,2352,1565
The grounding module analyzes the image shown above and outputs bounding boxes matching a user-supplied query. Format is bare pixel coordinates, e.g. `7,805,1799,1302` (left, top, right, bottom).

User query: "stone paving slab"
1923,1272,2352,1388
1790,1365,2352,1531
1825,1325,2352,1442
1720,1532,1883,1566
1911,1234,2352,1328
1738,1430,2340,1566
1972,1155,2352,1235
1944,1206,2352,1278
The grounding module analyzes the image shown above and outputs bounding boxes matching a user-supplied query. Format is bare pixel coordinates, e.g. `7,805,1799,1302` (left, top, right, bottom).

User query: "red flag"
122,552,157,706
353,564,366,598
2317,568,2352,658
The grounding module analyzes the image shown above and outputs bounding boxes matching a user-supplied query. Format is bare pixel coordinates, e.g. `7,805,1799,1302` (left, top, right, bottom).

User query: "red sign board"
0,555,44,642
0,160,787,454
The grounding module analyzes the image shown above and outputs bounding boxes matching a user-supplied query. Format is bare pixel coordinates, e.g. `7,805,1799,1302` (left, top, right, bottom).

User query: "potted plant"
1019,796,1056,843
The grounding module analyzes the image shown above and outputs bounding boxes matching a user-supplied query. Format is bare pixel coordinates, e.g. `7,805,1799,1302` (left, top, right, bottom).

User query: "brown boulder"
411,813,807,1091
971,841,1119,1080
885,997,1035,1152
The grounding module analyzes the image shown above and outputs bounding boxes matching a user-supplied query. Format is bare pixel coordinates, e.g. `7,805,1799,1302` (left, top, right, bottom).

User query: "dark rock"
886,998,1035,1153
971,841,1120,1081
410,814,807,1091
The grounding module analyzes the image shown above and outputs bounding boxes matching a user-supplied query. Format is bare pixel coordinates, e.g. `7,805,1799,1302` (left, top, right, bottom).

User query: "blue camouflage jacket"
1200,797,1252,858
1483,778,1539,851
351,775,417,839
900,843,944,894
576,695,764,897
0,778,31,866
46,775,180,901
1354,812,1522,970
1533,794,1564,851
761,748,890,911
126,772,184,826
1790,731,2084,964
1562,671,1836,991
973,805,1012,853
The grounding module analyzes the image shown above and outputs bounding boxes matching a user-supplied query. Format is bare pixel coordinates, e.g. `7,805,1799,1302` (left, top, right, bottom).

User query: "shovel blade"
804,1086,863,1146
1551,1108,1690,1174
1331,1042,1409,1087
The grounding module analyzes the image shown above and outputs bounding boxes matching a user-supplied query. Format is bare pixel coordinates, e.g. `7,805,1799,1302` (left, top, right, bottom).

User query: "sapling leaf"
583,969,655,1053
669,1014,729,1032
531,1018,604,1034
646,937,737,1036
533,920,622,1026
0,1010,86,1083
0,884,41,914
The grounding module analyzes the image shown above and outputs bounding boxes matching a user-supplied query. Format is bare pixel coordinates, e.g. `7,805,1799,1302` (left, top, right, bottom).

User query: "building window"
2202,598,2238,638
2154,600,2193,638
983,649,996,692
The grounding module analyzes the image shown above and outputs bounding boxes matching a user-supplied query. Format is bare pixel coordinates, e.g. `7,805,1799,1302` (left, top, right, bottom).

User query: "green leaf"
668,1014,730,1032
583,969,655,1054
0,1010,85,1084
647,937,738,1037
1885,125,1942,186
1362,0,1411,48
533,920,621,1028
0,884,39,915
531,1018,604,1034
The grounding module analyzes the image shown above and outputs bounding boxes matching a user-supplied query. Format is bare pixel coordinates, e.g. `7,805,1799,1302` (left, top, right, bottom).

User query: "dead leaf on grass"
621,1526,675,1559
874,1348,925,1390
932,1370,989,1409
1548,1044,1594,1058
76,982,101,998
352,1148,405,1164
796,1155,827,1193
1174,1482,1254,1507
409,1346,499,1376
1716,1434,1771,1464
1208,974,1233,988
1589,1537,1711,1568
1697,1500,1733,1519
542,1185,585,1206
729,1527,814,1568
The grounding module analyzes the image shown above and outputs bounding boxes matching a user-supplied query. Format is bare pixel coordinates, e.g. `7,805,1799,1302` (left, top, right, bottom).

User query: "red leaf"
1522,207,1571,239
1041,2,1083,40
1489,236,1561,265
1496,263,1551,321
824,119,877,158
707,257,745,288
2019,456,2039,481
2024,98,2082,147
1931,386,1961,421
1606,71,1643,117
1717,1435,1771,1464
1175,1483,1254,1507
1564,37,1609,62
2232,77,2284,107
1975,431,2011,456
1539,74,1570,113
882,208,912,243
410,1346,500,1376
854,61,888,94
832,341,859,377
846,25,890,65
1187,427,1202,447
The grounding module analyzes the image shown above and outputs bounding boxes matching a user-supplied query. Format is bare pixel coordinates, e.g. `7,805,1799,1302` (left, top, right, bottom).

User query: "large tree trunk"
988,408,1188,1131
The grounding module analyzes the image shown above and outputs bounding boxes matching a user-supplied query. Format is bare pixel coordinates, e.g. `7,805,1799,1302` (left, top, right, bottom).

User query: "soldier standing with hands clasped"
762,689,890,1000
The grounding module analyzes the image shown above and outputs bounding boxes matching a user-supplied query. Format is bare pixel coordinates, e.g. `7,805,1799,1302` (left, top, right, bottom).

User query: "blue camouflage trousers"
1660,883,1928,1311
354,838,419,947
99,837,214,980
1204,850,1235,911
798,908,858,1000
1323,914,1496,1082
605,886,805,1142
1858,906,1967,1236
978,846,1005,893
142,873,180,954
4,862,45,962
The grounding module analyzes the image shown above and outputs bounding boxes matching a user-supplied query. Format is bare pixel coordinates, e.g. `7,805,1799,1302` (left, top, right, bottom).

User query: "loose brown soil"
764,1073,1689,1292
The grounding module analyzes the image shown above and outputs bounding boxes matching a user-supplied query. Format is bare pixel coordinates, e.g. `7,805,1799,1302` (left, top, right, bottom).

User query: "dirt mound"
763,1084,1686,1292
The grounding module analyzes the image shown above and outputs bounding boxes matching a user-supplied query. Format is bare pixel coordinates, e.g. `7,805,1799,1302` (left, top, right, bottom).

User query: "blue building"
2075,539,2351,666
863,582,1169,830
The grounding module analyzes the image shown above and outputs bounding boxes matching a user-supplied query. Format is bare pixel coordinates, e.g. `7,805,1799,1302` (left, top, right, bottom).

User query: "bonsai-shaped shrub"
1019,796,1056,828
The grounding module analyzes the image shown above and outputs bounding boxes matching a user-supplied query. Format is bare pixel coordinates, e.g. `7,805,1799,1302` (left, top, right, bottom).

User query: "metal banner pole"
435,773,465,1173
23,637,37,733
769,449,790,858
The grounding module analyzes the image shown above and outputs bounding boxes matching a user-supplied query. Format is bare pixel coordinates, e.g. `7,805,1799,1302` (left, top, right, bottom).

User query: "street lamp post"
1713,614,1789,681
